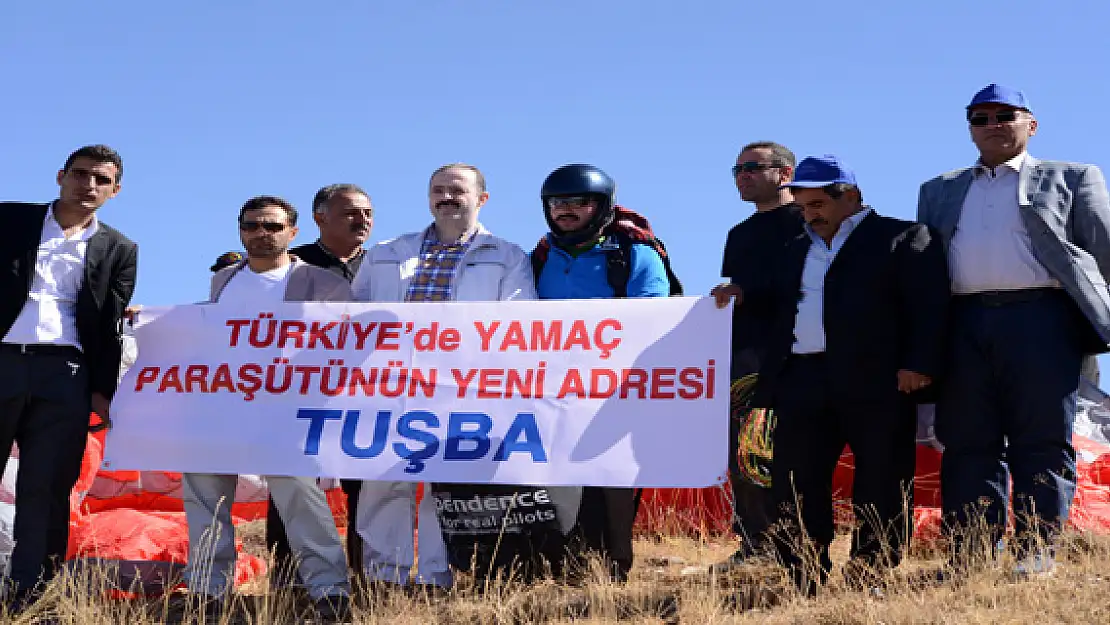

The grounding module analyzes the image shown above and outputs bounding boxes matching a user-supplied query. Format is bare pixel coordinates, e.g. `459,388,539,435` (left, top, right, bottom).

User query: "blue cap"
967,83,1031,111
783,155,857,189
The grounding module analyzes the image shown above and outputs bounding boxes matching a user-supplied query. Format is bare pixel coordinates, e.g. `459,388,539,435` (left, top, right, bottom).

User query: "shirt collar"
47,201,99,242
315,239,364,263
424,222,486,245
804,206,872,242
973,151,1027,178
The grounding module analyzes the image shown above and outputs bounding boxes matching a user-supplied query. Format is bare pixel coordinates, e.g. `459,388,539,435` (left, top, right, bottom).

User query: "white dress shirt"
949,152,1059,294
2,205,99,349
792,208,873,354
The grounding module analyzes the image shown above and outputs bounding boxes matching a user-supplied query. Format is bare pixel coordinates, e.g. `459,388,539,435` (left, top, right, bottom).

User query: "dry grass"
4,522,1110,624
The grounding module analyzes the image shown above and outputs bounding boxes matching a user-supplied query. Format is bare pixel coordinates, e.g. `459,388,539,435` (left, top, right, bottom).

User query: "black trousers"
0,345,91,598
266,478,363,586
769,355,916,584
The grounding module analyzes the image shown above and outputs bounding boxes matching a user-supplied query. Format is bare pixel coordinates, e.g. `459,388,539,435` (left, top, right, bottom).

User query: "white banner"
105,298,731,488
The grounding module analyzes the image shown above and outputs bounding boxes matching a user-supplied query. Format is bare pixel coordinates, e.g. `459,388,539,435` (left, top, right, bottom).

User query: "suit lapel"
936,170,975,243
826,210,878,275
1018,156,1054,236
21,205,50,291
1019,155,1045,208
83,225,109,307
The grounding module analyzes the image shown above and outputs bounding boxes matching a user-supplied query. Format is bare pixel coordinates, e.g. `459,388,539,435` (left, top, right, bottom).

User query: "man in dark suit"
716,155,949,592
918,84,1110,576
0,144,138,608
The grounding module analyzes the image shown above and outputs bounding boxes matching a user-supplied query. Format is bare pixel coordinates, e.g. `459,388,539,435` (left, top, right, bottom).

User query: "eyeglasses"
545,196,597,210
732,162,783,176
968,111,1020,126
239,220,287,233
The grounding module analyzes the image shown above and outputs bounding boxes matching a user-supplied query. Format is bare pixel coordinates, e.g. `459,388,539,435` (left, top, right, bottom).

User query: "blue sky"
4,1,1110,380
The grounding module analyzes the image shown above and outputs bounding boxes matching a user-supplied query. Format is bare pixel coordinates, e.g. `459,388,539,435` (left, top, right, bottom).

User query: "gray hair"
311,183,371,214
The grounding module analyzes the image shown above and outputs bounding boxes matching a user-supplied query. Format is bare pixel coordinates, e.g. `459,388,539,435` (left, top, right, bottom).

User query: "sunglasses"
546,196,597,210
732,161,783,176
239,220,287,233
968,111,1020,126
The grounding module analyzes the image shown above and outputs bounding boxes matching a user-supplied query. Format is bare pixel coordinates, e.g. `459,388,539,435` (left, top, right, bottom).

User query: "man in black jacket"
0,145,138,609
715,155,949,592
270,184,372,589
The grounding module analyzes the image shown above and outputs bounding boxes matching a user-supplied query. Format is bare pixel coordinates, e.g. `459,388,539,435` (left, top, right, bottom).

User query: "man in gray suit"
173,196,352,623
917,84,1110,577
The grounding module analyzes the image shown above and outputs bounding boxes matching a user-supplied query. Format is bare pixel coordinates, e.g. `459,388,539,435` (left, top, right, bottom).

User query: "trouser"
356,481,451,587
0,346,90,599
937,290,1085,561
181,473,350,600
569,486,639,582
769,354,916,588
267,478,363,588
730,478,775,551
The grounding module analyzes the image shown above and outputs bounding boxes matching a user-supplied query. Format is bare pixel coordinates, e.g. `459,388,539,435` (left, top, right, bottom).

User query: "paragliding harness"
430,483,578,583
531,205,684,298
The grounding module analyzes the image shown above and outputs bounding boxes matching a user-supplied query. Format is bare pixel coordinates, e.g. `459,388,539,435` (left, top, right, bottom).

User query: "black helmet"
541,164,617,246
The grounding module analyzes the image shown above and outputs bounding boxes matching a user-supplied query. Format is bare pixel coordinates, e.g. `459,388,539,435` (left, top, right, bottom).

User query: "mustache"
246,239,283,256
807,217,829,226
436,200,461,210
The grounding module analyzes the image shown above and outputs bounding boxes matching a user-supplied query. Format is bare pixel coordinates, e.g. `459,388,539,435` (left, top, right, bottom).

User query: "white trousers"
181,473,350,599
356,481,451,587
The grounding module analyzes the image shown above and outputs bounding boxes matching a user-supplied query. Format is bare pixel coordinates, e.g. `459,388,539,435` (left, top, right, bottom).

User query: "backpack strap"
652,238,684,296
604,234,632,298
531,236,551,285
604,230,685,298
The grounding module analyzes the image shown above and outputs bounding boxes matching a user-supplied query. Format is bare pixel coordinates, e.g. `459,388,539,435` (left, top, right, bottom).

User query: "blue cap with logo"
967,83,1031,111
782,154,857,189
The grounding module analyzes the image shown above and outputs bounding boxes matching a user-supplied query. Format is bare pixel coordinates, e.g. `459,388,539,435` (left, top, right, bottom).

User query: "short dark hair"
312,183,371,214
62,144,124,183
739,141,796,169
429,163,487,193
822,183,863,202
239,195,298,225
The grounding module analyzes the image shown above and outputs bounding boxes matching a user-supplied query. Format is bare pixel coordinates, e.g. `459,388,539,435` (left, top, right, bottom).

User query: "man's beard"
552,215,585,235
247,239,284,258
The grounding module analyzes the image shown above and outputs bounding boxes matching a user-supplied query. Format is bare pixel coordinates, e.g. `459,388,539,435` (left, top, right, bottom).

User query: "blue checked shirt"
404,225,475,302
